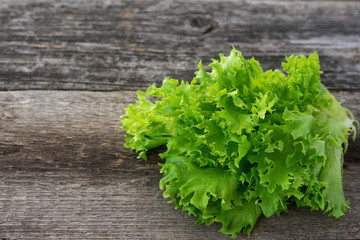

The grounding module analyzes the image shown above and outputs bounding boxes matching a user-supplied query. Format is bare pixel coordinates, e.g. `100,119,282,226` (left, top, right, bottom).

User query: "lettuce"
121,48,356,237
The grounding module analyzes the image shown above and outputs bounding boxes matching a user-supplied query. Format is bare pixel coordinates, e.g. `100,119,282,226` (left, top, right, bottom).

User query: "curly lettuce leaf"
121,48,356,237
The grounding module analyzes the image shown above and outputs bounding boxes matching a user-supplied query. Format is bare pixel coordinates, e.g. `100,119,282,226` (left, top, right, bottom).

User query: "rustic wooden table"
0,0,359,239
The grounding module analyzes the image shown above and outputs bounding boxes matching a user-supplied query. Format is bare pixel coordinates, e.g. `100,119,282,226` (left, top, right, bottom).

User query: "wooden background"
0,0,359,239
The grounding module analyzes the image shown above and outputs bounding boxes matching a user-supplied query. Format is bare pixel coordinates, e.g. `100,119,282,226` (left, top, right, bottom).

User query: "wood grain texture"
0,0,359,91
0,90,359,239
0,0,359,239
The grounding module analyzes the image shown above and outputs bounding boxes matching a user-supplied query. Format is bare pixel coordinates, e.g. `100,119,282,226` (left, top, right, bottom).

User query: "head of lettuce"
121,48,357,238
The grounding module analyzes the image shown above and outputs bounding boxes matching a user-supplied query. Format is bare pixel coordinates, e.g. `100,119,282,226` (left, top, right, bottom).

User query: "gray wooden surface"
0,0,359,239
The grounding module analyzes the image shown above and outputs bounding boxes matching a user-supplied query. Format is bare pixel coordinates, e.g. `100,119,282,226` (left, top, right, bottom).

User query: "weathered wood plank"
0,0,359,91
0,90,359,239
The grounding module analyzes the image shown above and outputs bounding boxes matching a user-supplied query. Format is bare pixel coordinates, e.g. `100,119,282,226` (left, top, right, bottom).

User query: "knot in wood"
186,16,215,35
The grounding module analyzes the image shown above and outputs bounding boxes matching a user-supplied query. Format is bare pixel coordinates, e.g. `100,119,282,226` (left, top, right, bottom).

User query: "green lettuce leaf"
121,48,356,237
